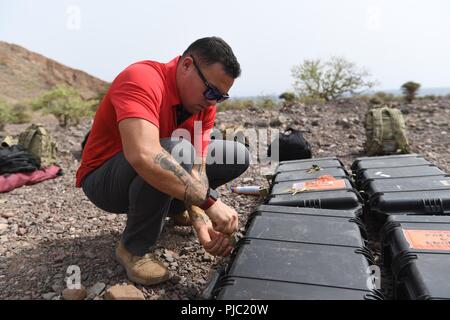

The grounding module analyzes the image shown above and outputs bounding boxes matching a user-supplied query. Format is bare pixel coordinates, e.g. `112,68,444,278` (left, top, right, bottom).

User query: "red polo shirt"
75,56,216,188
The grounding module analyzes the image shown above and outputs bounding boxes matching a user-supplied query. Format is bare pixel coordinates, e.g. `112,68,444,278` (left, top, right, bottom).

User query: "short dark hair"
182,37,241,79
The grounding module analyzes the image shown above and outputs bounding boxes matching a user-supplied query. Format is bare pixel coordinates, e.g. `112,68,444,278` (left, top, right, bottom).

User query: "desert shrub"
258,97,279,109
0,100,17,130
422,94,437,101
10,103,33,124
279,92,296,102
401,81,421,103
291,56,377,101
373,91,396,103
217,96,279,112
217,98,253,111
297,95,327,106
32,85,93,127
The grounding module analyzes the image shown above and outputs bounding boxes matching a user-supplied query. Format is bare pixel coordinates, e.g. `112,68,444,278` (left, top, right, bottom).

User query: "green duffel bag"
18,124,57,167
365,105,410,156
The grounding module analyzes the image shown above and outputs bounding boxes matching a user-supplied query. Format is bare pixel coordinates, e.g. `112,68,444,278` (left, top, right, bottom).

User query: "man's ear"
180,56,193,73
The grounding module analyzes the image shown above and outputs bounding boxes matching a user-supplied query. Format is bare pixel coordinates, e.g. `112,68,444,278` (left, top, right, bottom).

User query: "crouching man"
75,37,249,285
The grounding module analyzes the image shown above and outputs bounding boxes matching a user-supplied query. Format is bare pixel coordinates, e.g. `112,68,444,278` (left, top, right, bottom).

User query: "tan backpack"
18,124,57,167
364,105,410,156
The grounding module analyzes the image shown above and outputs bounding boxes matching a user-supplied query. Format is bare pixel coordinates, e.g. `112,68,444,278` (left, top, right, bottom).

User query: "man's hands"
191,162,238,236
204,200,239,235
188,206,234,257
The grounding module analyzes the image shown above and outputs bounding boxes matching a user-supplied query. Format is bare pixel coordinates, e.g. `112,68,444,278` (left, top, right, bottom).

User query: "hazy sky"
1,0,449,97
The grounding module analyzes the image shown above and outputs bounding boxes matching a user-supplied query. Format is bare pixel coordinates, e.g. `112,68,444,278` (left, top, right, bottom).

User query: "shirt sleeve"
110,64,164,128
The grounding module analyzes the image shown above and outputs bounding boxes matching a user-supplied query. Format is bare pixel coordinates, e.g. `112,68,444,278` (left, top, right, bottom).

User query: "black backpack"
268,127,312,161
0,144,41,175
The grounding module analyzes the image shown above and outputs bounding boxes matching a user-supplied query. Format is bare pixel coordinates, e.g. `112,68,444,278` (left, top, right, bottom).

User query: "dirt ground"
1,98,448,300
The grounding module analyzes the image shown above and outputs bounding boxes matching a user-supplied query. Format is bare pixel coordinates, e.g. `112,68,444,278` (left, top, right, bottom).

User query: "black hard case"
351,154,431,173
354,165,446,188
381,215,450,299
216,238,378,299
268,178,362,209
246,207,367,247
214,276,383,300
274,167,349,183
276,158,345,173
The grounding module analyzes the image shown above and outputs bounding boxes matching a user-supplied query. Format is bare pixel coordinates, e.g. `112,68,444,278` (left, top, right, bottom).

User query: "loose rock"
42,292,57,300
0,224,8,234
104,285,145,300
86,282,106,299
62,286,87,300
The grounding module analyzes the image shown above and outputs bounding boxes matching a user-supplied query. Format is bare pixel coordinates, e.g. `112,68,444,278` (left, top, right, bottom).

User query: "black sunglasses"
190,55,229,103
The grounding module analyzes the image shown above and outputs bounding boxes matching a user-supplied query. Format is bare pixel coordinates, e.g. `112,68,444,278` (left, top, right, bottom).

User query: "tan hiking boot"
168,210,191,226
115,242,169,286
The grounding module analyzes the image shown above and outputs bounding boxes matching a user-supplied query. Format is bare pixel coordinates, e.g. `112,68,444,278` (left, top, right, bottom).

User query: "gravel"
0,97,448,300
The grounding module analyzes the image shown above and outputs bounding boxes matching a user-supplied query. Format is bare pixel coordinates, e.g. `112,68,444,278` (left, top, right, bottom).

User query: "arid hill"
0,41,109,104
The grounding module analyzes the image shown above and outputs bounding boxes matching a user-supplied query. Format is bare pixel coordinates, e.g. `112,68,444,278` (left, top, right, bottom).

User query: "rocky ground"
0,97,449,300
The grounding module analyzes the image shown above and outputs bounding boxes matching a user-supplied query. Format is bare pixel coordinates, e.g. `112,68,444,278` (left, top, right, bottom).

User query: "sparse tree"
291,56,377,101
279,92,296,103
401,81,421,103
279,92,296,107
32,85,93,127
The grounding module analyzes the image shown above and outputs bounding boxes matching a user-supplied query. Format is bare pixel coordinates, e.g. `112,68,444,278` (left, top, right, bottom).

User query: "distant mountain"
370,87,450,97
0,41,109,105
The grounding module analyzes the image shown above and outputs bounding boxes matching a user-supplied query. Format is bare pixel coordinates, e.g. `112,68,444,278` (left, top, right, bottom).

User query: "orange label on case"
292,175,346,192
403,229,450,250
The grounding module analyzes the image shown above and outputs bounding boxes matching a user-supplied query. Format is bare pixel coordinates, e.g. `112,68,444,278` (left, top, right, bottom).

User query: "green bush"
258,97,279,109
278,92,297,106
217,99,253,111
10,103,33,124
422,94,437,101
0,100,17,130
297,95,327,106
291,56,377,101
374,91,396,103
216,96,279,112
401,81,421,103
32,85,93,127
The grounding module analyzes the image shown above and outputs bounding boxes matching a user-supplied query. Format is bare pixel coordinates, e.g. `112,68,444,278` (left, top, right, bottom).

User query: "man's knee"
160,138,195,173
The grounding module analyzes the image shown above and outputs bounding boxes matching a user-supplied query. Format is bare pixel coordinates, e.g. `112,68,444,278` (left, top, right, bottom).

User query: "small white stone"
42,292,57,300
0,224,8,234
1,212,14,219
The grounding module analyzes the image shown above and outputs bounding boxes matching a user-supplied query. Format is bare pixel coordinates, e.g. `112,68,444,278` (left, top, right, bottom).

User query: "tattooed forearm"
154,150,207,207
154,150,189,183
188,205,209,225
183,180,208,208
